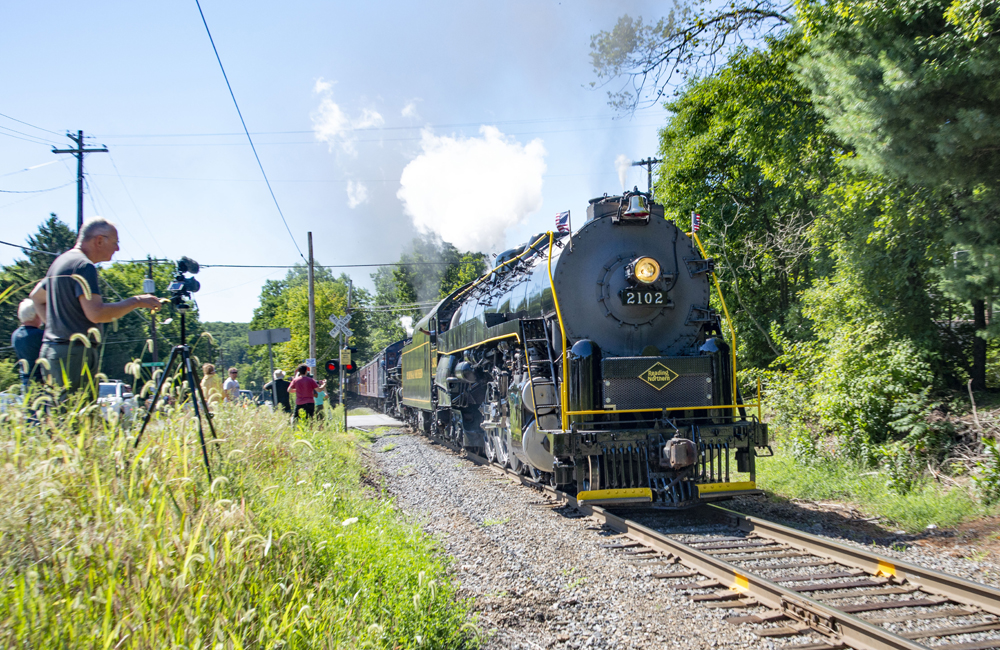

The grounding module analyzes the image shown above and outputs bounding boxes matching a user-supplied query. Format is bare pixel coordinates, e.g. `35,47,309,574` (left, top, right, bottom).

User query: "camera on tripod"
167,256,200,310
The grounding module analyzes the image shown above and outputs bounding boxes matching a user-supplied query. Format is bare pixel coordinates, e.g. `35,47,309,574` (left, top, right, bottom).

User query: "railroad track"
457,447,1000,650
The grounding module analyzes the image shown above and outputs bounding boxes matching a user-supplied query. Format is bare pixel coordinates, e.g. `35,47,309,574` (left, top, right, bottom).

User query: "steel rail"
712,504,1000,617
458,449,1000,650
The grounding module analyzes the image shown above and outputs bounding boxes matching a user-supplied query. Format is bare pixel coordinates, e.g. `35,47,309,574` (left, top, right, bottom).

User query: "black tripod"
134,310,218,479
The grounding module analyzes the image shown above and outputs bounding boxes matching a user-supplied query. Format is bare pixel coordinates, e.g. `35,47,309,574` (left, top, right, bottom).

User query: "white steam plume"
615,154,631,191
399,316,414,336
397,126,546,253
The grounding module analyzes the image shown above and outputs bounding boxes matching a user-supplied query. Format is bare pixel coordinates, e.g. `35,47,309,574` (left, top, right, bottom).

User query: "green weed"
757,448,992,532
481,518,508,527
0,398,474,648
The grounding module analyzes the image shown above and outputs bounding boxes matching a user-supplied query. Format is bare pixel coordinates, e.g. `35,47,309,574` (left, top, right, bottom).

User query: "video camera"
167,256,200,309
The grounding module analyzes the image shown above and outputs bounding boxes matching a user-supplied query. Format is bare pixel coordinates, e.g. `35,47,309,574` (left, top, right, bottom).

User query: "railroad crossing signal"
328,314,352,338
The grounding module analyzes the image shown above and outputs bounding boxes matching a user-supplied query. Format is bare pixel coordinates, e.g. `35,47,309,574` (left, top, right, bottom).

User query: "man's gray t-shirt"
42,248,102,343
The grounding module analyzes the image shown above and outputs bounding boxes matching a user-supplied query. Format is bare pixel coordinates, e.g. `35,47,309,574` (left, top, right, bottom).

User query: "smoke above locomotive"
353,188,770,509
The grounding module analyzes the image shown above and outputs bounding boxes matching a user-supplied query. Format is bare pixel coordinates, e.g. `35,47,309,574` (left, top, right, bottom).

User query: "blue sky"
1,0,669,322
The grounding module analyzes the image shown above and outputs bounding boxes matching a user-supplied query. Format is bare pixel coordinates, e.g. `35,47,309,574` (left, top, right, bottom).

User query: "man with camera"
29,217,162,394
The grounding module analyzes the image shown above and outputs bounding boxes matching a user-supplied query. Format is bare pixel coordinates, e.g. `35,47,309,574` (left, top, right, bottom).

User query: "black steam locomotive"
349,189,769,508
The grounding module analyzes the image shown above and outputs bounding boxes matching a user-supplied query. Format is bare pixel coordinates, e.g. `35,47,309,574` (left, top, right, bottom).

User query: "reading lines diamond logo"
639,362,679,391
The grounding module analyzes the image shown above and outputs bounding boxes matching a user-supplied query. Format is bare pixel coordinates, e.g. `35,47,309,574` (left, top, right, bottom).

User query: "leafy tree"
365,236,486,354
248,265,371,391
0,214,76,355
796,0,1000,388
655,36,837,366
589,1,793,110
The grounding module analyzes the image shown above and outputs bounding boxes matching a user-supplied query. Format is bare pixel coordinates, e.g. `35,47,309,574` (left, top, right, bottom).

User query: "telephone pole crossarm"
630,157,664,194
52,130,109,232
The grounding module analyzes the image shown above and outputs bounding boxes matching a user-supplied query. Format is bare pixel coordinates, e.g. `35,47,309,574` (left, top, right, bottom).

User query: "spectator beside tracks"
263,369,291,412
29,217,161,395
223,367,240,402
11,298,44,390
200,363,223,404
288,364,326,420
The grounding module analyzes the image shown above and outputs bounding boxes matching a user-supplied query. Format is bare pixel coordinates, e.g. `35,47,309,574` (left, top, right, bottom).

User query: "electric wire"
0,160,59,178
107,152,166,255
0,124,63,146
0,130,63,147
193,0,305,262
0,181,75,194
0,111,64,137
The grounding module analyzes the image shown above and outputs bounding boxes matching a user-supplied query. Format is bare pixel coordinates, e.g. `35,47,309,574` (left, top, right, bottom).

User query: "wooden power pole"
52,130,108,232
308,232,316,370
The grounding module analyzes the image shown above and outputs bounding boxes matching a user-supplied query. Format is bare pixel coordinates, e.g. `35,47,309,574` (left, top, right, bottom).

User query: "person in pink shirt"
288,364,326,420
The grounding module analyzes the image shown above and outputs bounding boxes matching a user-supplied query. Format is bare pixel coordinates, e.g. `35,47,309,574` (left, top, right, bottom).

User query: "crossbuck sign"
328,314,352,338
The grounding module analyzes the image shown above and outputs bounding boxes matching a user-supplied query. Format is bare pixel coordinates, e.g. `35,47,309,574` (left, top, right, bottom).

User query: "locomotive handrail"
453,232,552,304
560,402,761,416
691,231,740,418
546,231,572,430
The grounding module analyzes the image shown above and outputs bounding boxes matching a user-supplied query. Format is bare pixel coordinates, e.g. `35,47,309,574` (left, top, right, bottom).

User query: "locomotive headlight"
633,257,661,284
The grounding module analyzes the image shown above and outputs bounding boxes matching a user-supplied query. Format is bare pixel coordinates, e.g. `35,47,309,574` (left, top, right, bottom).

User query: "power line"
107,152,166,255
91,114,629,138
0,239,59,256
0,124,63,146
0,160,59,178
0,181,75,194
0,111,64,137
200,262,454,269
193,0,304,262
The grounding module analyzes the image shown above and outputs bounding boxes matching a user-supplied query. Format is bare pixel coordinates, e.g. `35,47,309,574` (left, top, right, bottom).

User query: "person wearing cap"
263,369,291,412
11,298,44,389
223,367,240,402
29,217,161,394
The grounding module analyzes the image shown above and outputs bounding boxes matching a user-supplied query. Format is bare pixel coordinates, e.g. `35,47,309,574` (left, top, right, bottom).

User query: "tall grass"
757,450,992,532
0,399,474,648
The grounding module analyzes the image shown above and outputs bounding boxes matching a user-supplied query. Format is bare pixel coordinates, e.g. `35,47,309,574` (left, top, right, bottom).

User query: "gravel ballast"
369,427,1000,649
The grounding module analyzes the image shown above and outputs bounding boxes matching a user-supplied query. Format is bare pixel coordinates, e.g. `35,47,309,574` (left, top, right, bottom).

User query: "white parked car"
98,381,137,421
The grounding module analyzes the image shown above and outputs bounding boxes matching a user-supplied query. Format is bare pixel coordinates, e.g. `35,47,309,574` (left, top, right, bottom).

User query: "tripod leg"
134,346,181,449
182,347,213,482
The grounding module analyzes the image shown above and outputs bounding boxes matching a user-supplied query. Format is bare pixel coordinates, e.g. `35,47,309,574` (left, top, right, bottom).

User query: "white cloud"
401,101,419,119
397,126,547,253
346,180,369,208
354,108,384,130
310,78,384,156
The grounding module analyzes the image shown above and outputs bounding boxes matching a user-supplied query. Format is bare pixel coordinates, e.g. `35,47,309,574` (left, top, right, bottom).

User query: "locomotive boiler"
382,189,768,507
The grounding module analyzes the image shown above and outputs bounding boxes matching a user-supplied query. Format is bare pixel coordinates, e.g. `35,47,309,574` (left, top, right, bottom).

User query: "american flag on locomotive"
555,210,571,233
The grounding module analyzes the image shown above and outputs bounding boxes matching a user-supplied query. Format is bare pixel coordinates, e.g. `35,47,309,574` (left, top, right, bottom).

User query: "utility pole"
631,157,663,194
341,278,352,431
146,256,159,362
52,130,108,232
308,232,316,369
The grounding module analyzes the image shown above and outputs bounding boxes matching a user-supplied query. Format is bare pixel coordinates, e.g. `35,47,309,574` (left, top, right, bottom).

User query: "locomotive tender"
352,189,769,507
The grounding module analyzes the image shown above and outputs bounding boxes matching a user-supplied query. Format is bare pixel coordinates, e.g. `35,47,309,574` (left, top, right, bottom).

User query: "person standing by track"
288,364,325,420
11,298,44,390
200,363,223,404
29,217,161,395
263,369,291,412
223,367,240,403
